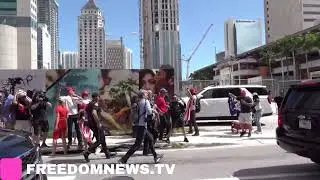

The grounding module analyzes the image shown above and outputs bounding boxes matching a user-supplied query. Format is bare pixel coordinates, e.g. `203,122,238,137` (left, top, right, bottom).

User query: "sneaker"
254,130,262,134
83,151,90,163
154,154,163,164
240,131,246,137
184,137,189,142
192,133,199,136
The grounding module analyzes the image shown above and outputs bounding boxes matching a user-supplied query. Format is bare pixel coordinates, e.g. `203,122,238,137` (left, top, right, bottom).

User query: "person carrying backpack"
119,90,163,164
171,94,188,142
184,88,199,136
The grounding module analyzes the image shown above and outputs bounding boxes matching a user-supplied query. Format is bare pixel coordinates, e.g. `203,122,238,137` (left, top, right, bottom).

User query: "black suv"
276,80,320,164
0,128,47,180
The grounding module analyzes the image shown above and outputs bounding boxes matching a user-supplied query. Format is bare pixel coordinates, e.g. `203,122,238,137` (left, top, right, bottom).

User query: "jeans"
189,110,199,134
143,121,158,154
68,115,82,146
254,110,263,132
121,126,157,163
88,126,109,155
159,113,172,140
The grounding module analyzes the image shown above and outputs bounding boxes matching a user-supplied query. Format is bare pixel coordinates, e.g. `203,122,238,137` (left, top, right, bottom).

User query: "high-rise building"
37,23,51,69
0,24,17,69
265,0,320,43
225,19,263,58
105,39,133,69
125,48,133,69
59,52,79,69
78,0,105,69
0,0,38,69
37,0,59,69
139,0,181,91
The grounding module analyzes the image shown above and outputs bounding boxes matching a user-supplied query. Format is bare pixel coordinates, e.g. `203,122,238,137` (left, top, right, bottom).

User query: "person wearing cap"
12,89,33,132
252,92,263,134
60,87,84,150
184,88,199,136
118,90,163,164
83,92,111,162
237,89,254,137
155,88,171,142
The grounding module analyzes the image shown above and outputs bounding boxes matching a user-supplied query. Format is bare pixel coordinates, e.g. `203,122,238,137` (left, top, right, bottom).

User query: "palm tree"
302,32,320,79
276,36,295,80
288,35,304,80
259,45,276,79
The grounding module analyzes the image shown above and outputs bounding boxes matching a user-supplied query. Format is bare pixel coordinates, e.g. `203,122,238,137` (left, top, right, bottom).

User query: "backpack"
195,97,201,113
131,101,147,126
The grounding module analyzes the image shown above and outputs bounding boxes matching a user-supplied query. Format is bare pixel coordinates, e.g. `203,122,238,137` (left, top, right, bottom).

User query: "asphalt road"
43,144,320,180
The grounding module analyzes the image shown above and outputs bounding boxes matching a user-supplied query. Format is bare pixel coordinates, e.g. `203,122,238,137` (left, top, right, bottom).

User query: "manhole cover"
102,176,134,180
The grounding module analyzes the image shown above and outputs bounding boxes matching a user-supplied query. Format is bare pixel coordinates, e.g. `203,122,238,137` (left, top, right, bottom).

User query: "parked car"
0,128,47,180
182,85,273,122
276,80,320,164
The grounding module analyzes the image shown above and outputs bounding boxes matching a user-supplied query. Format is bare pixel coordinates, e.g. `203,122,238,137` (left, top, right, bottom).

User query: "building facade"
225,19,263,59
139,0,181,92
59,52,78,69
0,0,38,69
78,0,106,69
37,0,59,69
105,39,133,69
37,23,51,69
265,0,320,43
0,24,17,69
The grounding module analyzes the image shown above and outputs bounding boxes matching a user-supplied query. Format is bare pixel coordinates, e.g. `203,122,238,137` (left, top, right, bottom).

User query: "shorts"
238,113,252,124
33,120,49,135
15,120,33,133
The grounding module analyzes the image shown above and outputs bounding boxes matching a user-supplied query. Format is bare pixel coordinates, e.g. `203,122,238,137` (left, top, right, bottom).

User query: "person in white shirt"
253,92,263,134
60,87,84,150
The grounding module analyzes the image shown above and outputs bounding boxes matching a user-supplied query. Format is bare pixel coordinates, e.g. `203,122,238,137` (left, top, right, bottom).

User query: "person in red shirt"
52,98,69,155
155,88,171,142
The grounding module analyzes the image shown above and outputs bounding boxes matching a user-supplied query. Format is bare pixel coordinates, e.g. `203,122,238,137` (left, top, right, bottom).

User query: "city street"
43,145,320,180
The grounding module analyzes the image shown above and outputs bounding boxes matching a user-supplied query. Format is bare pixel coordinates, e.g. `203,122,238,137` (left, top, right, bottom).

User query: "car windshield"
284,86,320,110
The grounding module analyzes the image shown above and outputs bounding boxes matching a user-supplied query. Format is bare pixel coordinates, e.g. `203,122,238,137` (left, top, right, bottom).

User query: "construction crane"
182,24,214,80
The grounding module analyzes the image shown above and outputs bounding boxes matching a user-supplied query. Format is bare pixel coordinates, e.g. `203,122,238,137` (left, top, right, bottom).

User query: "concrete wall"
0,25,17,69
17,27,38,69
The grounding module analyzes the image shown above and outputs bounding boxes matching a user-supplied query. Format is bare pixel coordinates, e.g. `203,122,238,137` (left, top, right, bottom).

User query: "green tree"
302,32,320,79
259,45,277,79
276,36,293,80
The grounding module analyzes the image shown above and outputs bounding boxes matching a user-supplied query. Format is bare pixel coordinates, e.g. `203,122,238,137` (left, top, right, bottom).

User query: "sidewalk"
42,115,278,154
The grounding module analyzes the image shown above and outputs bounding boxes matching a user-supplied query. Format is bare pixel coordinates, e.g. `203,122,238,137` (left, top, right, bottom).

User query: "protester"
184,88,199,136
274,90,285,112
78,90,92,151
12,89,33,132
267,90,272,104
0,89,15,130
61,87,83,150
31,91,52,147
238,90,254,137
52,98,69,155
252,92,263,134
171,94,188,142
155,88,171,142
143,90,159,155
83,92,111,162
118,90,163,164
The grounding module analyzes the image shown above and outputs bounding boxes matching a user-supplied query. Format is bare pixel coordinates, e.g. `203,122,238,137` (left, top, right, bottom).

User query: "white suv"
182,85,273,122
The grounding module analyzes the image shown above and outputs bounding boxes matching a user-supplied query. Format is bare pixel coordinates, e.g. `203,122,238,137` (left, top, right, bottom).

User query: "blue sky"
59,0,265,79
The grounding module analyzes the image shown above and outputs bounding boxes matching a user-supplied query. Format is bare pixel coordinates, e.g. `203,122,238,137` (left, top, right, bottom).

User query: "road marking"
196,171,320,180
47,175,77,180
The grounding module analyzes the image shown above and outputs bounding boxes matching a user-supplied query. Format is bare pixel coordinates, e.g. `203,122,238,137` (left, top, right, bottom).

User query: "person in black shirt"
170,95,188,142
83,92,110,162
31,91,52,147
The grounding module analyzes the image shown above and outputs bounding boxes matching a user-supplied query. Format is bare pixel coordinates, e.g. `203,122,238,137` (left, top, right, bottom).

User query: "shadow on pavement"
233,163,320,180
